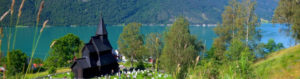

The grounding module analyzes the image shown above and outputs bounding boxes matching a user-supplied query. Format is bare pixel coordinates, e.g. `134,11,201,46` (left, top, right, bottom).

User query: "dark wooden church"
71,15,119,78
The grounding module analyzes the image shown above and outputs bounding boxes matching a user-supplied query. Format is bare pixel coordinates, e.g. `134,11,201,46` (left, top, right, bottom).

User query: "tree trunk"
246,25,249,46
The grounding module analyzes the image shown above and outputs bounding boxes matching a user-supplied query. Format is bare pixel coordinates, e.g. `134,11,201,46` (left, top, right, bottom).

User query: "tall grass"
24,1,45,78
0,6,12,79
0,0,48,78
12,0,26,49
254,45,300,78
26,20,48,75
0,10,10,22
6,0,15,77
3,0,15,78
0,9,10,59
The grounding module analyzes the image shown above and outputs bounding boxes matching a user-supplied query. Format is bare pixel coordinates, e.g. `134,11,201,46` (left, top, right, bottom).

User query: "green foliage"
213,0,260,62
197,0,260,78
33,58,43,64
118,22,145,66
136,61,145,70
209,38,226,61
238,47,255,78
189,59,219,79
6,50,28,76
265,39,284,53
211,0,260,61
160,17,202,79
273,0,300,41
225,38,246,61
256,39,284,57
195,45,255,79
145,33,162,70
48,66,56,74
218,40,255,78
45,33,83,68
0,57,6,66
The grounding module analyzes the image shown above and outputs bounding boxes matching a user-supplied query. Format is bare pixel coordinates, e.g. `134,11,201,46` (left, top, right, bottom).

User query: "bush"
45,33,83,68
6,50,28,76
48,67,56,74
136,61,145,70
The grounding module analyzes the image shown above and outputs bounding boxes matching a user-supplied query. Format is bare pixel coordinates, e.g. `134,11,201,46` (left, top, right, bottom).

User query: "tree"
160,17,202,79
33,58,43,65
212,38,255,79
225,38,246,61
145,33,162,71
118,22,144,67
257,39,284,57
6,50,28,76
209,38,226,61
273,0,300,42
213,0,259,60
45,33,83,68
205,0,259,78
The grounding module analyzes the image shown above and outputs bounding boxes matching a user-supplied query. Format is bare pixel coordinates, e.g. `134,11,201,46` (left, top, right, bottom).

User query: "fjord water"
1,24,294,58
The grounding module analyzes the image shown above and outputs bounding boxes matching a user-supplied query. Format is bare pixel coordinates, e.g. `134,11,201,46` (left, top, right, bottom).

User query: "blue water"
1,24,294,58
259,23,296,47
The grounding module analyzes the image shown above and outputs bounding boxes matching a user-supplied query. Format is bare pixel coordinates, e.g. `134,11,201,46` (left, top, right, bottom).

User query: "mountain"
0,0,278,26
254,45,300,78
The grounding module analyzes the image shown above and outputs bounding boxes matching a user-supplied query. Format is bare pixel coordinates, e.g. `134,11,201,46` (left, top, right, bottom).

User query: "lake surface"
1,23,294,58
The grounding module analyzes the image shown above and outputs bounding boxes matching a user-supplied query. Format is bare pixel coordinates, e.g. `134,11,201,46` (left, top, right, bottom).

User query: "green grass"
254,45,300,79
25,67,71,79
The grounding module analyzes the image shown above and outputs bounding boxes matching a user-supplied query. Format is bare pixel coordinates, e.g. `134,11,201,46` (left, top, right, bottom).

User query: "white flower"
158,74,162,77
128,71,131,74
164,74,168,78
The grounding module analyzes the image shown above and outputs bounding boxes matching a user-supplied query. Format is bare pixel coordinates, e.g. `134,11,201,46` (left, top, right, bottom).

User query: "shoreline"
13,23,278,27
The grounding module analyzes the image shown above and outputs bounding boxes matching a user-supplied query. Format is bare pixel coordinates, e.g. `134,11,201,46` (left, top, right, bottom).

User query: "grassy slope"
254,45,300,79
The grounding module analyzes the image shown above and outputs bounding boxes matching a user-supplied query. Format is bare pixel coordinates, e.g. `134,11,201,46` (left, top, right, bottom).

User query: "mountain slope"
254,45,300,79
0,0,278,26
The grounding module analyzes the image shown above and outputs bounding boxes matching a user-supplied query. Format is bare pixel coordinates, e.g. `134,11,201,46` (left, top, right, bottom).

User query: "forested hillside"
0,0,278,26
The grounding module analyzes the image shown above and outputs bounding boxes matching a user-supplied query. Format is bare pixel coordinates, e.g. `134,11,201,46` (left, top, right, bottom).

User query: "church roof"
96,15,108,36
90,36,112,52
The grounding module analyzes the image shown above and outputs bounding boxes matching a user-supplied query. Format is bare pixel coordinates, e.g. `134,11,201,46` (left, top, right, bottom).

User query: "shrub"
45,33,83,68
48,66,56,74
6,50,28,76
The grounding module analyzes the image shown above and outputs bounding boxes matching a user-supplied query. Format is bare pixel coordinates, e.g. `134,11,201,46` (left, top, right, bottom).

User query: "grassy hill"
0,0,278,26
254,45,300,79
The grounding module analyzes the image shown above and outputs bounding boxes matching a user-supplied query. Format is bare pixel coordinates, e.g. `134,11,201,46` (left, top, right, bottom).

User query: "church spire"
96,13,107,36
